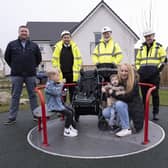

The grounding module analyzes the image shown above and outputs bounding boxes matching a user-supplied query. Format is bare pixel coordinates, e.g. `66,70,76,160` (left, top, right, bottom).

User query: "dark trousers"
62,72,75,102
140,75,160,115
58,105,75,128
9,76,38,120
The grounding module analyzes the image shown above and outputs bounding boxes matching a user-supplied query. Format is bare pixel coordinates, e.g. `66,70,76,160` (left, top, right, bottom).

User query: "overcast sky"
0,0,168,51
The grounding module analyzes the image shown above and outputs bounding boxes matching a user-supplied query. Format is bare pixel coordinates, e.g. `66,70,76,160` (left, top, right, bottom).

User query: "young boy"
45,68,78,137
102,74,125,129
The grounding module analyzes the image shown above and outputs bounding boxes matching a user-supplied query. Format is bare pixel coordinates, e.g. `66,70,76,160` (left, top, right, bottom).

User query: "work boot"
4,119,16,125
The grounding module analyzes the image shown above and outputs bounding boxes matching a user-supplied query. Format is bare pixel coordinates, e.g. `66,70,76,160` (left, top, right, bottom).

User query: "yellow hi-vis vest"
135,41,167,70
92,37,123,65
52,40,82,82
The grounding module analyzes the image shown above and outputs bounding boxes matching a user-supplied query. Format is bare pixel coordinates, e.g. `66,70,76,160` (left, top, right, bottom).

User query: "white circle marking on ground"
27,121,165,159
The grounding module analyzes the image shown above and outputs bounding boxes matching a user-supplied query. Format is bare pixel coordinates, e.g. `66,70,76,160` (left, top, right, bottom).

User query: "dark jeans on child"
55,105,75,128
62,72,75,102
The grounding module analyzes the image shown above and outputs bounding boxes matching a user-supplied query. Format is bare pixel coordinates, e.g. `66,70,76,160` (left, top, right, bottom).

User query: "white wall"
34,41,53,71
72,5,137,65
34,41,53,61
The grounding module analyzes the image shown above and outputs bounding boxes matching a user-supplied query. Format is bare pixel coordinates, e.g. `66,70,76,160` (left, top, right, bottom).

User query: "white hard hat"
101,26,112,33
61,30,71,37
143,29,155,37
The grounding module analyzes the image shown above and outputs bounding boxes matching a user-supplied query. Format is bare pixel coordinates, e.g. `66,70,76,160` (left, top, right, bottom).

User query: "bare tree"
141,0,155,33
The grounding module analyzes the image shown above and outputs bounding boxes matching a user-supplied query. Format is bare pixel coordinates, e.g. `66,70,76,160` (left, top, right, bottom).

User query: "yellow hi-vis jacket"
92,37,123,65
52,40,82,82
135,41,167,70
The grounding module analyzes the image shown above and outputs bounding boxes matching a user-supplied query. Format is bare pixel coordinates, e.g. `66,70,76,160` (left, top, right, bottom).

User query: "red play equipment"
34,82,156,146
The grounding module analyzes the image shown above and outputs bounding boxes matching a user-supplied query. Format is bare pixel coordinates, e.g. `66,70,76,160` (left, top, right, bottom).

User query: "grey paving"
28,116,165,158
0,106,168,168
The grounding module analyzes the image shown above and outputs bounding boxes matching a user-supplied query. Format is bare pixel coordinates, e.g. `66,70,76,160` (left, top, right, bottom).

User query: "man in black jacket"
4,25,42,125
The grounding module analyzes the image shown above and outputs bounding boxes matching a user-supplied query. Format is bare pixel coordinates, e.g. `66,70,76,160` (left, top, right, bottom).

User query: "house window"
94,32,101,45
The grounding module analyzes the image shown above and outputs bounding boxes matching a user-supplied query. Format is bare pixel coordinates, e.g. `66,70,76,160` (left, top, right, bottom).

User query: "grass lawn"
0,88,29,113
159,89,168,106
0,104,30,113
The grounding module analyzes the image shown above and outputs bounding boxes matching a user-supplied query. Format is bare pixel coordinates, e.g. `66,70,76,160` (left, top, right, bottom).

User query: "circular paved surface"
27,116,165,159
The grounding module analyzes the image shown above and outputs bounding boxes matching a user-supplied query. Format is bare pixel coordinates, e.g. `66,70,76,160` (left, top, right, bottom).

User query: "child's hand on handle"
101,86,106,93
109,88,113,94
62,78,66,84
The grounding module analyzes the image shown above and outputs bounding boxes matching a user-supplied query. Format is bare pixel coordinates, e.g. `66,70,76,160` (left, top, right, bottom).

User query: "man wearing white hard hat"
135,29,167,120
52,30,82,102
92,26,123,81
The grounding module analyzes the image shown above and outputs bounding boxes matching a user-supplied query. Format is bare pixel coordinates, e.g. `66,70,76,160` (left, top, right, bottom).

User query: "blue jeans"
115,101,130,129
103,101,130,129
8,76,38,120
102,106,115,126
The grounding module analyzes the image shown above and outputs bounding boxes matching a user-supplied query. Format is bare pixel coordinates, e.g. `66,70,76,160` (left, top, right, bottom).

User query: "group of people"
4,25,167,138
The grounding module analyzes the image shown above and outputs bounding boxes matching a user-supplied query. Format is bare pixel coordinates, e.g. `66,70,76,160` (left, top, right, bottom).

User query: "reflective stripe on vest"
139,45,159,66
97,42,116,57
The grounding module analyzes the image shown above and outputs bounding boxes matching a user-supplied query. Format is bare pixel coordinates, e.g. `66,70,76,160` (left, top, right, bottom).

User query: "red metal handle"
34,87,48,146
35,82,156,146
64,83,77,87
34,82,77,146
138,82,156,144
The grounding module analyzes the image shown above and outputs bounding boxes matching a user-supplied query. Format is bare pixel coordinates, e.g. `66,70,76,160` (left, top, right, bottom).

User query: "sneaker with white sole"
69,125,78,133
115,129,132,137
64,128,78,137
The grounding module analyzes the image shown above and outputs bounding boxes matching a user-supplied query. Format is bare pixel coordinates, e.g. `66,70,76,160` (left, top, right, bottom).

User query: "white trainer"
64,128,78,137
69,125,78,133
115,129,132,137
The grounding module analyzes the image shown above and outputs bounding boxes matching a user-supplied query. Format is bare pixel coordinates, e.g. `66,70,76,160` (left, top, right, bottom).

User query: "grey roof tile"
27,21,79,45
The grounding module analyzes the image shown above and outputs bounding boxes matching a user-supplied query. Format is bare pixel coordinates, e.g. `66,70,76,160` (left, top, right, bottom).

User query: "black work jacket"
5,39,42,76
